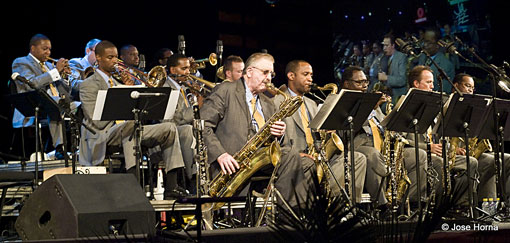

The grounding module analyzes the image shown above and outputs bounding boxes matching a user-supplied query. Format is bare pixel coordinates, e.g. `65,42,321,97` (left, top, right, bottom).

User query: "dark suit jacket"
386,51,408,102
200,78,276,164
418,51,455,93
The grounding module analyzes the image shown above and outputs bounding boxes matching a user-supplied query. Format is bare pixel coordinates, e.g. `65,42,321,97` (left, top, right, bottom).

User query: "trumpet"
190,53,217,73
114,60,167,87
47,57,73,79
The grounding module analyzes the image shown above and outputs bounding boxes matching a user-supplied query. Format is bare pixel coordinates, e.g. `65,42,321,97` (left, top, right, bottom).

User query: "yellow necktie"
181,88,190,107
368,118,382,152
40,62,59,96
108,77,115,88
299,103,314,148
250,98,265,129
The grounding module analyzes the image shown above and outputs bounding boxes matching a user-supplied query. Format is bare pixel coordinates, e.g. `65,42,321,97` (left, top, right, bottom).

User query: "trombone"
170,74,216,96
114,60,167,87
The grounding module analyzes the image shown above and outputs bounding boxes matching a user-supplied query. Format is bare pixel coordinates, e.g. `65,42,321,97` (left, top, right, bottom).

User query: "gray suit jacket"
273,85,318,153
386,51,408,102
162,77,194,125
354,106,386,149
11,55,70,127
200,78,276,164
79,71,118,165
418,51,455,93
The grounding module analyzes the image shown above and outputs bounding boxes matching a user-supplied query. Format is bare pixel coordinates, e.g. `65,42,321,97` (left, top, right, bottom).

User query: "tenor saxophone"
382,98,411,204
208,82,303,209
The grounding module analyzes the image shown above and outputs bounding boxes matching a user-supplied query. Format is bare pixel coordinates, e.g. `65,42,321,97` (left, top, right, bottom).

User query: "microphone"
11,72,36,89
130,91,167,99
395,38,416,56
216,40,223,60
178,35,186,55
139,54,146,71
437,40,460,56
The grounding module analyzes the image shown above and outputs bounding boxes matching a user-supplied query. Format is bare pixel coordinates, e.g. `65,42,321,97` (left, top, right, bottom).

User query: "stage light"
345,15,348,19
361,16,365,20
368,12,372,16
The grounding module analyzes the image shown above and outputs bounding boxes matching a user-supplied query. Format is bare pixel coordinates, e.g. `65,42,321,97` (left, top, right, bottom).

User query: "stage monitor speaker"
15,174,155,240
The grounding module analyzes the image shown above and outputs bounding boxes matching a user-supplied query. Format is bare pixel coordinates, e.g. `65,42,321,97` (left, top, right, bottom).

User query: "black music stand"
94,87,175,183
310,89,381,204
433,93,492,218
381,88,442,215
7,91,62,187
478,98,510,212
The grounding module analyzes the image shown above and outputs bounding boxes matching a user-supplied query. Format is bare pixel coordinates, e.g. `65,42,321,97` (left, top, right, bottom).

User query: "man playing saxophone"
406,66,477,209
273,60,367,202
200,53,310,209
451,73,510,205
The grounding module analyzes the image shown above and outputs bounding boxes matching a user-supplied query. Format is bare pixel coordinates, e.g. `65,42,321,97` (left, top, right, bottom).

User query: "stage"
1,159,509,242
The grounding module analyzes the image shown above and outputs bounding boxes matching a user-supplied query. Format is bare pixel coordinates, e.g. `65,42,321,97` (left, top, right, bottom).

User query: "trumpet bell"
209,53,217,66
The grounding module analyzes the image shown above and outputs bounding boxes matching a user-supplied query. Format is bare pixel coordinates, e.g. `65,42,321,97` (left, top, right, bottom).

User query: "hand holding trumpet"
48,57,72,81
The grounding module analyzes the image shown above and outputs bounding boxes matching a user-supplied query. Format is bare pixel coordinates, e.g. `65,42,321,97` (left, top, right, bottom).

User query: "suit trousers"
329,151,367,203
108,121,185,172
356,145,388,206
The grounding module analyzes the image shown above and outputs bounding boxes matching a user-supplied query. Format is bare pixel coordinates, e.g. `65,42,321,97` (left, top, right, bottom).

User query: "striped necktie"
250,98,265,129
368,118,383,152
299,103,314,148
39,62,59,96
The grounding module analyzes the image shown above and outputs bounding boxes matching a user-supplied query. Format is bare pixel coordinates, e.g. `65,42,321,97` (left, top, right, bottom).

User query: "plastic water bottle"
495,198,501,214
154,168,165,200
482,198,489,214
488,198,495,215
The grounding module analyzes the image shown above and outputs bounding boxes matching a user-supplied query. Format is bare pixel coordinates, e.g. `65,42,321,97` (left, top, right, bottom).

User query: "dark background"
0,0,508,160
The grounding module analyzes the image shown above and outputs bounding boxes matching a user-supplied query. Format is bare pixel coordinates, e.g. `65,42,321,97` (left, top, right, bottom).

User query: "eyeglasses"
462,83,475,91
251,66,276,78
349,79,369,85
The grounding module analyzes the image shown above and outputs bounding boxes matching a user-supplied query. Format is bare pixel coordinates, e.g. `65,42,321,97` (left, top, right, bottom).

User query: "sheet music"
164,90,180,120
309,89,361,130
92,90,107,121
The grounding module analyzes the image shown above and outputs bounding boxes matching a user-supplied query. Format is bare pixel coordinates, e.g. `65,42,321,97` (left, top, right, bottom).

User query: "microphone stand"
16,79,96,186
458,40,508,217
419,49,471,216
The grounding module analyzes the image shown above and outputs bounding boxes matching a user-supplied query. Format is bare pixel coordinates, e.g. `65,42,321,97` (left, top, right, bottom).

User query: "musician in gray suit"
11,34,72,157
79,40,185,196
417,27,455,93
274,60,367,203
342,66,395,206
200,53,309,208
406,66,477,207
68,38,101,98
378,33,408,103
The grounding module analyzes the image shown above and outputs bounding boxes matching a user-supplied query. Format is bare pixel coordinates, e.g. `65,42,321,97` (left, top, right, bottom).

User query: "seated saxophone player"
68,38,101,99
11,33,74,160
200,53,310,209
79,40,187,199
406,65,477,207
221,55,245,82
452,73,510,204
340,66,393,207
273,60,367,202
